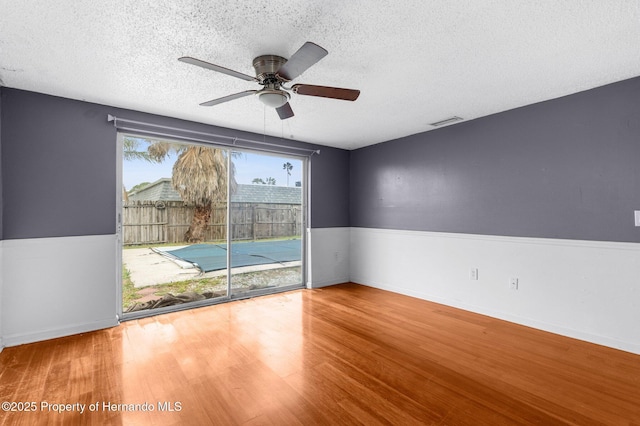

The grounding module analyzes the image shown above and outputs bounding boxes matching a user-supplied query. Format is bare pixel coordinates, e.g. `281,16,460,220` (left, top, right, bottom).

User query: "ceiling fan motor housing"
252,55,288,84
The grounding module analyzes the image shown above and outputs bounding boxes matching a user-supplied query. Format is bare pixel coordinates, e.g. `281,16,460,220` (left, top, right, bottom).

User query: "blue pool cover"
164,239,301,272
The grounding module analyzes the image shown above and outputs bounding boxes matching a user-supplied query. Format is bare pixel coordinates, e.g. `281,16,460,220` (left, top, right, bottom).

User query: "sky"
122,139,303,191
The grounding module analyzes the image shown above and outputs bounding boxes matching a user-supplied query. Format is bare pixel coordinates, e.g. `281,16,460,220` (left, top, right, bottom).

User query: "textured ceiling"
1,1,639,150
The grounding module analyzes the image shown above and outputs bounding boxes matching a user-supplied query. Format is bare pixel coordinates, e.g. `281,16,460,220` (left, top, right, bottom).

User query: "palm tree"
283,162,293,186
172,146,237,243
123,137,158,162
252,177,276,185
125,137,237,243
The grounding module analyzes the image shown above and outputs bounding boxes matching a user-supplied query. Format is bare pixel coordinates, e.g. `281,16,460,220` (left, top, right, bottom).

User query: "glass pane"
229,151,304,297
121,136,229,315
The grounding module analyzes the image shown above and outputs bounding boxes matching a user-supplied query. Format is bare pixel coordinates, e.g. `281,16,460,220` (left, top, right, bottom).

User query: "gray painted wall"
1,89,117,239
350,77,640,243
0,88,350,239
5,73,639,243
310,146,350,228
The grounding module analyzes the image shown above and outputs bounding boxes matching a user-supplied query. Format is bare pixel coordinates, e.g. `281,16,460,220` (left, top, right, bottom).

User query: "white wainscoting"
0,241,4,352
1,234,119,347
307,227,350,288
350,227,640,354
4,228,638,354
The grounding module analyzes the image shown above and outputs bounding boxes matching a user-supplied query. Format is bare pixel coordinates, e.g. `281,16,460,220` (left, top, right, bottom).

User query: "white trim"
116,133,124,319
305,156,312,289
311,278,349,289
353,226,640,251
350,227,640,354
2,318,118,347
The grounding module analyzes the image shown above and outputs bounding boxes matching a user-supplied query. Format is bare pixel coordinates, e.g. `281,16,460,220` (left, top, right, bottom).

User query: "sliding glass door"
118,134,305,318
230,150,304,298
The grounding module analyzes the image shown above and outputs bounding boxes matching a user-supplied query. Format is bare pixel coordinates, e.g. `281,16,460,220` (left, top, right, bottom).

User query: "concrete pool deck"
123,247,300,288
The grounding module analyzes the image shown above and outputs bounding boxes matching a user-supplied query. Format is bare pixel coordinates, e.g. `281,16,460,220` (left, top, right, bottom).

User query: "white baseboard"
350,227,640,355
357,277,640,355
2,317,119,347
309,278,350,289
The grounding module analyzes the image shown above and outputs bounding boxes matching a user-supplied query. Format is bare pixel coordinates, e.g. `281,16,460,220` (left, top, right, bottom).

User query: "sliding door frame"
116,131,309,321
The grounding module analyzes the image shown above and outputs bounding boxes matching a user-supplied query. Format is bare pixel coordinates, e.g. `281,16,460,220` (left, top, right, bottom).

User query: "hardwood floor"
1,283,639,425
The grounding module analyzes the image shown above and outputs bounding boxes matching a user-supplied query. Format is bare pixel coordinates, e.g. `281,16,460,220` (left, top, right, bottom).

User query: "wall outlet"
635,211,640,227
509,278,519,290
470,268,478,280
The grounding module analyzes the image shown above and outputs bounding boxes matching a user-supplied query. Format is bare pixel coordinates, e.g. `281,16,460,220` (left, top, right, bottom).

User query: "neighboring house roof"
128,179,182,202
128,178,302,204
233,184,301,204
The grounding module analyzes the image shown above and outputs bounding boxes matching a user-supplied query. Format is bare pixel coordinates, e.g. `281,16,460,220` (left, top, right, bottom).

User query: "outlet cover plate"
635,210,640,227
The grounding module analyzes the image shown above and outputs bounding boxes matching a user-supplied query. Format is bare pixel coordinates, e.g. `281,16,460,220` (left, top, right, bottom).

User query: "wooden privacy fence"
123,201,302,245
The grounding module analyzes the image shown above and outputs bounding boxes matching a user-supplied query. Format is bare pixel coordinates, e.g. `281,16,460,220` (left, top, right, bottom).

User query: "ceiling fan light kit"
179,42,360,120
258,89,290,108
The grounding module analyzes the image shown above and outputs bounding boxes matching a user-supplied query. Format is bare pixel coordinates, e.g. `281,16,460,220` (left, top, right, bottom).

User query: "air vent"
429,116,463,127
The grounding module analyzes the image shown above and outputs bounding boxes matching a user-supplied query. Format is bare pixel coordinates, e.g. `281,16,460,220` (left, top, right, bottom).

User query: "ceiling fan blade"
200,90,257,106
276,42,328,81
276,102,294,120
179,57,258,82
292,84,360,101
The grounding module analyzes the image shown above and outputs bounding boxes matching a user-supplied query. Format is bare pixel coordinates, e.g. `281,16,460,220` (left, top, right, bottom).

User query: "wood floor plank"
1,283,639,425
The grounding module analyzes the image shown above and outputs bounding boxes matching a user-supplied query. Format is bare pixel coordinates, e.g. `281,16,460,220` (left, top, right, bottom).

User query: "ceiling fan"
179,42,360,120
